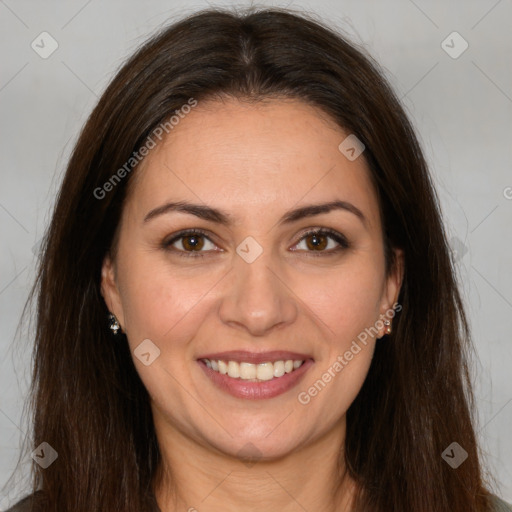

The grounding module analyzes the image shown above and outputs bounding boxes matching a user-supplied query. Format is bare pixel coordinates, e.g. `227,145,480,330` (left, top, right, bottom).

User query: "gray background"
1,0,511,507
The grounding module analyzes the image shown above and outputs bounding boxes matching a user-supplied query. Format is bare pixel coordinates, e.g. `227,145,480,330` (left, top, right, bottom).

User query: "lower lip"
197,359,314,400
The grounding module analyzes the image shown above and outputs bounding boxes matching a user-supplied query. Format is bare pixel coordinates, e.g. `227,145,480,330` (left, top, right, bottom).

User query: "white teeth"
273,360,285,378
227,361,240,379
218,360,228,375
256,362,274,381
203,358,305,381
240,362,257,379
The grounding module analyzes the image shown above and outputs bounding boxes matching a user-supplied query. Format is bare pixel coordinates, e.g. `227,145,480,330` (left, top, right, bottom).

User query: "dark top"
4,490,161,511
5,490,512,511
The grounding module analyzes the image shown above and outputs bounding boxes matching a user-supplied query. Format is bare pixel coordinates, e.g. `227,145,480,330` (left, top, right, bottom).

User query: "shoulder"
4,491,160,511
4,491,45,512
490,495,512,512
5,491,510,511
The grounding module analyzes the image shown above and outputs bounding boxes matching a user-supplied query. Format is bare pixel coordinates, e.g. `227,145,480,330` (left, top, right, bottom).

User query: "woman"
5,7,511,512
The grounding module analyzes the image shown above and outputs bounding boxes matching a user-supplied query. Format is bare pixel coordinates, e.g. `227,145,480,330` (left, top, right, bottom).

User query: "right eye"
163,229,219,258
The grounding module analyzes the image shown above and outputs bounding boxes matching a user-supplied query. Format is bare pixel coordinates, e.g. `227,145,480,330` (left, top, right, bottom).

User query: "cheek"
296,338,376,432
116,262,213,415
117,252,218,354
298,325,377,424
295,261,384,339
330,346,375,416
293,261,382,408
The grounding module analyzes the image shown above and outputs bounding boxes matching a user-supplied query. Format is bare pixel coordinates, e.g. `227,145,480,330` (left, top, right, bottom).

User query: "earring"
108,313,121,335
383,319,392,336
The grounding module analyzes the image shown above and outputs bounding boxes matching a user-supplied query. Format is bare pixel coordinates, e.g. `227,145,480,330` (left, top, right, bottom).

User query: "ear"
100,254,125,330
378,247,404,337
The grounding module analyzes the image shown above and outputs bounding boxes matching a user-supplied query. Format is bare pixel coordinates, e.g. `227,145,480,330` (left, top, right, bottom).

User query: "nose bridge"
218,239,297,336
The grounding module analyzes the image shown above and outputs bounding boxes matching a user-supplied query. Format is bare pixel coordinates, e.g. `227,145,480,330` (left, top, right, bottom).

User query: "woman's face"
101,98,403,460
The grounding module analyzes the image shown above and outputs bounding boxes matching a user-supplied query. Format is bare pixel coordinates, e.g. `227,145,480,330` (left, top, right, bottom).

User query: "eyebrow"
143,200,368,229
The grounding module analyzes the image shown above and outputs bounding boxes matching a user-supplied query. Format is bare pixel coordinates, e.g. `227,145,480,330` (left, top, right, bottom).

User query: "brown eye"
304,232,328,251
293,228,350,255
181,234,205,251
164,230,217,257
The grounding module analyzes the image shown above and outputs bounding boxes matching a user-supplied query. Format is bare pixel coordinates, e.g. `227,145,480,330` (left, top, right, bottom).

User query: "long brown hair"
14,6,494,511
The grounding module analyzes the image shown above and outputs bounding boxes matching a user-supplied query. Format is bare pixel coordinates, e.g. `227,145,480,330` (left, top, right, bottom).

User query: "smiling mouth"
196,349,314,399
200,358,305,382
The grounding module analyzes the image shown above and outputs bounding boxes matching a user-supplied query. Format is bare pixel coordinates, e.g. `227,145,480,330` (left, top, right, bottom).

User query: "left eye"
292,229,350,254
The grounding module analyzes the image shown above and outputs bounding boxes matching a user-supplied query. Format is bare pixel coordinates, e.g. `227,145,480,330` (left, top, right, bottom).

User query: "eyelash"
163,228,350,258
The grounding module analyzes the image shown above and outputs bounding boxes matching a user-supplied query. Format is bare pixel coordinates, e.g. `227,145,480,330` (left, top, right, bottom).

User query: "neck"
152,414,357,512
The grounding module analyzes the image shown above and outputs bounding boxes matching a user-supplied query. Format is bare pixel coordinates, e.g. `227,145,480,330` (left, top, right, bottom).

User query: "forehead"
127,97,380,233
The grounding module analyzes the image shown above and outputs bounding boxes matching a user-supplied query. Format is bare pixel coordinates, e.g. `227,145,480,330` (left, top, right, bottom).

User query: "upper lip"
196,350,314,364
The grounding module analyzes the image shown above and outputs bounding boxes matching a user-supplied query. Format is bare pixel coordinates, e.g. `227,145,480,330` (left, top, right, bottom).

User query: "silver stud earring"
108,313,121,335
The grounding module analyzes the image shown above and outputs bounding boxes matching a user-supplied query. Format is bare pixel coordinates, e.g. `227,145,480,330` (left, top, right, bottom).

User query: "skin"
101,97,404,512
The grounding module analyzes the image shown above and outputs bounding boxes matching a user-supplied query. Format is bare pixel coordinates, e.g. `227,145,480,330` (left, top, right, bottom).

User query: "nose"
218,249,298,337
